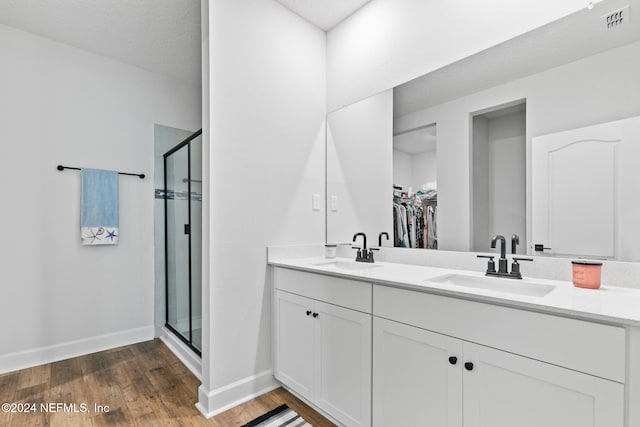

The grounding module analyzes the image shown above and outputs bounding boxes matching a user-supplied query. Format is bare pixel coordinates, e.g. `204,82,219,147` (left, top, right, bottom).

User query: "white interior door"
531,116,640,260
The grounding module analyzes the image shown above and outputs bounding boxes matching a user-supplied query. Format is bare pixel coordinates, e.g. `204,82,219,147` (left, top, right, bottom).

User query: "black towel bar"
57,165,145,179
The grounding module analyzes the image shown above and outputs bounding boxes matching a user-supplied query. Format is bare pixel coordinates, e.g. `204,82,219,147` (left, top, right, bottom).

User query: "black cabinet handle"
448,356,458,365
312,312,319,318
464,362,474,371
306,310,312,316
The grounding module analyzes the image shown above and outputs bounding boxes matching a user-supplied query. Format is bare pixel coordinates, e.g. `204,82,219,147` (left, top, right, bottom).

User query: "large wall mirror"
326,0,640,261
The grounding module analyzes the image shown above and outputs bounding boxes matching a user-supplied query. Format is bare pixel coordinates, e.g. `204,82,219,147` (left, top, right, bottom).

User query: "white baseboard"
159,326,201,380
0,325,154,375
196,369,280,418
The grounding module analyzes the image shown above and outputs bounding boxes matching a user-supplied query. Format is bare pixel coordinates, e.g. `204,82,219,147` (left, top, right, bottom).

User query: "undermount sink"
426,273,555,298
311,260,383,272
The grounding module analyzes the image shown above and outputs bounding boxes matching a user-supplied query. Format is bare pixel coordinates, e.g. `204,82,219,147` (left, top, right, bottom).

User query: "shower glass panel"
164,130,202,355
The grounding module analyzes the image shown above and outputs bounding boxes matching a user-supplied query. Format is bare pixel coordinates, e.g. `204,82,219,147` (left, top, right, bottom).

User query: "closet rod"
56,165,145,179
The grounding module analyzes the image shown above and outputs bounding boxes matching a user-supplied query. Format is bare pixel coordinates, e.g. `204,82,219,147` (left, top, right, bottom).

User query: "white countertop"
269,256,640,327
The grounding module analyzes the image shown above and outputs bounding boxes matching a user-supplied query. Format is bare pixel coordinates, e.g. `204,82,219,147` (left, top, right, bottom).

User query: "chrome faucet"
352,232,375,263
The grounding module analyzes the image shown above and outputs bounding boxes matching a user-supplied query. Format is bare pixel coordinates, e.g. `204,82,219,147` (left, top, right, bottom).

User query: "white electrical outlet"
331,195,338,212
312,194,321,211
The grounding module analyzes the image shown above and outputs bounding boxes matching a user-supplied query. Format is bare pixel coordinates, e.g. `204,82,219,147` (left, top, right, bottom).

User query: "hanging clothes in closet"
393,186,437,249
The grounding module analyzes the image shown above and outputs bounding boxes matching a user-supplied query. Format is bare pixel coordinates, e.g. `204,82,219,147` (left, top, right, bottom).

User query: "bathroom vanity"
269,253,640,427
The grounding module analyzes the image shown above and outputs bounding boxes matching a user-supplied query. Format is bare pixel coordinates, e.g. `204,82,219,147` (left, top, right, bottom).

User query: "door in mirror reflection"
393,124,438,249
532,116,640,261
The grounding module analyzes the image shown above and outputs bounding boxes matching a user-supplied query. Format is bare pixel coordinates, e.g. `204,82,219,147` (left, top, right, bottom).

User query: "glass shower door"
164,130,202,355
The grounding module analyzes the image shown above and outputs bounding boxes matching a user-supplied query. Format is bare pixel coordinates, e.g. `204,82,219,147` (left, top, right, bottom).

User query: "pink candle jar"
571,261,603,289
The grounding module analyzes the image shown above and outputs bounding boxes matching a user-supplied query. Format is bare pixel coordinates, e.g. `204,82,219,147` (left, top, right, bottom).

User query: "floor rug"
241,404,312,427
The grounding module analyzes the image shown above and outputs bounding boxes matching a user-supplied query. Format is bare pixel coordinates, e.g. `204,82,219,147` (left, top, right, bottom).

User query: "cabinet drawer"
274,268,372,313
374,285,626,383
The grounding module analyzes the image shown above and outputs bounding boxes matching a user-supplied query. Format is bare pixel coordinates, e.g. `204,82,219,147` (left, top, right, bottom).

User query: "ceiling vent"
602,5,629,30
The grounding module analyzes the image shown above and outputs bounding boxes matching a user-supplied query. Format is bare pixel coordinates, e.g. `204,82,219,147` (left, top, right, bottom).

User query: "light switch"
331,195,338,212
312,194,321,211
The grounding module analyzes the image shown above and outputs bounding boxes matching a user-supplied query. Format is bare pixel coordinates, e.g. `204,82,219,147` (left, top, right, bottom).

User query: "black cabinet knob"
448,356,458,365
312,312,319,318
464,362,474,371
306,310,312,316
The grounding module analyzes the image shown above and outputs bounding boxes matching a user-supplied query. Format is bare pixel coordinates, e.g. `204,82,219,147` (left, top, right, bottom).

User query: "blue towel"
81,168,119,245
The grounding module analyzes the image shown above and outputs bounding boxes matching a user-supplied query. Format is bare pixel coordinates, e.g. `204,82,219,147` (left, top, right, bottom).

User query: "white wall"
472,116,491,252
326,0,598,111
198,0,326,416
396,40,640,252
0,24,201,373
393,149,437,193
411,150,437,192
393,149,412,189
488,111,526,253
327,90,393,244
472,111,526,253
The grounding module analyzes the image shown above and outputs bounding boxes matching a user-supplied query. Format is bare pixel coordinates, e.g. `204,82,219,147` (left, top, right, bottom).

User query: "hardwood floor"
0,339,335,426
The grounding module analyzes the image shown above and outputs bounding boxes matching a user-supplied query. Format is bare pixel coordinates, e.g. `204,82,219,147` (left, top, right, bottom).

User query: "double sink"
309,259,555,298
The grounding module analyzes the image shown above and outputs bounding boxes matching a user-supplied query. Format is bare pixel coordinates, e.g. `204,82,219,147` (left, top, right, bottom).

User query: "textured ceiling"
0,0,201,85
275,0,374,30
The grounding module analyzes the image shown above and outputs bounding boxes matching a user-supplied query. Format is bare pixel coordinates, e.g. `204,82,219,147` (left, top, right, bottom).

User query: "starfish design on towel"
107,230,117,241
83,229,100,243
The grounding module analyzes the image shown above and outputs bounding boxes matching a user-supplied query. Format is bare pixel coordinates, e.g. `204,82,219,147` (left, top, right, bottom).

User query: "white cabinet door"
372,317,463,427
274,290,315,400
316,300,372,427
463,342,624,427
531,116,640,260
275,289,372,426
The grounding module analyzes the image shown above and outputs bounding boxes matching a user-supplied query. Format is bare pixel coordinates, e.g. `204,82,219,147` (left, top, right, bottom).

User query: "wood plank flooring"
0,339,335,426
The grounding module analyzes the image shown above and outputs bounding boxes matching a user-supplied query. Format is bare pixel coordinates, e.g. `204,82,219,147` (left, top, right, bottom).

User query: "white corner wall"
0,24,201,373
198,0,326,417
327,0,600,111
393,149,412,189
488,111,526,252
411,150,437,192
326,90,393,244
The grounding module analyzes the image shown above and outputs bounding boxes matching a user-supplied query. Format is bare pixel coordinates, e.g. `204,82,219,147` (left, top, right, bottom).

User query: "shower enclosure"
164,130,202,355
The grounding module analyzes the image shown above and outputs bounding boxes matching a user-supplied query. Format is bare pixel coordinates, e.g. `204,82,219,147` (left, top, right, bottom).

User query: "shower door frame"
163,129,202,357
